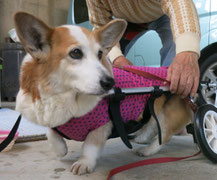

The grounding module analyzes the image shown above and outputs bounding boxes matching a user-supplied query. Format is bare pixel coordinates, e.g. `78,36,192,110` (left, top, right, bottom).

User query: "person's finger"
170,69,180,94
181,76,193,98
165,66,172,85
190,75,199,97
177,71,187,95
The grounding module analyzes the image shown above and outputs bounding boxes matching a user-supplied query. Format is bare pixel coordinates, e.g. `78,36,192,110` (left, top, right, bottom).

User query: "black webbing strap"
147,86,171,145
109,87,133,149
0,115,21,152
109,98,151,140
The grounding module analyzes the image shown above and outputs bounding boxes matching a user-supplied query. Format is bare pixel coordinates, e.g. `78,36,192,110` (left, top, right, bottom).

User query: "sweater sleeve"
161,0,201,56
86,0,112,29
86,0,124,62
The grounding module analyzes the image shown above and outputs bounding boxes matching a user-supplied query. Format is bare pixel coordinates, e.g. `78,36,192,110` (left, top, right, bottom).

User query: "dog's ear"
14,12,54,61
96,19,127,52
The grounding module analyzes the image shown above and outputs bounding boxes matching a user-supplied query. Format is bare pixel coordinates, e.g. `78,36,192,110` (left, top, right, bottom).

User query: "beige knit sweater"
86,0,201,63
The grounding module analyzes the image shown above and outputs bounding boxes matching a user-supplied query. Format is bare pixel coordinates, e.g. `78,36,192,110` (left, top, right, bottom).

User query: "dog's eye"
98,50,103,60
69,49,83,59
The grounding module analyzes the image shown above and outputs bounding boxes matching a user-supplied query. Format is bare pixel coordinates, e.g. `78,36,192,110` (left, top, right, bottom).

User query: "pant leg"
149,15,176,66
120,15,176,66
120,30,148,56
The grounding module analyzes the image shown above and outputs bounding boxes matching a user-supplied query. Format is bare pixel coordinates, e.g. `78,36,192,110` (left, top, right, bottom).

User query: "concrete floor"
1,136,217,180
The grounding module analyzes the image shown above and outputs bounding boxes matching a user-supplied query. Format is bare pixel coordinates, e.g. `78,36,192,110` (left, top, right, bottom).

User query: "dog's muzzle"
100,76,115,91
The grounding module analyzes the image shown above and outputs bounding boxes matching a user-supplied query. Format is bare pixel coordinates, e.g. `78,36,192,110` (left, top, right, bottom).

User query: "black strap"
108,86,171,148
0,115,22,152
109,87,133,149
109,98,151,140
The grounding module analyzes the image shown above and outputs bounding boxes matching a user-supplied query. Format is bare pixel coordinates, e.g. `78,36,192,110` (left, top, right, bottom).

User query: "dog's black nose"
100,76,115,91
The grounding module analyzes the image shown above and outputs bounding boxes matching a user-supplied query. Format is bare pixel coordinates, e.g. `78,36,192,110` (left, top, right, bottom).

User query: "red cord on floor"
107,151,201,180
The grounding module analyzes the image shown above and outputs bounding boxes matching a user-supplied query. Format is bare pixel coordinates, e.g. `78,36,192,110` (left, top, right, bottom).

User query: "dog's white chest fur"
16,88,100,127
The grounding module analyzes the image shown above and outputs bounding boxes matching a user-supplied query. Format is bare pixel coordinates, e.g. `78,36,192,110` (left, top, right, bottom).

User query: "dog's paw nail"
71,159,95,175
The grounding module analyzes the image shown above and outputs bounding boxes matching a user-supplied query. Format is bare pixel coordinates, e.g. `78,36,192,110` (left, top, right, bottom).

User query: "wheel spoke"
207,134,214,144
211,139,217,152
213,114,217,127
204,128,213,134
205,117,214,129
204,69,217,83
210,114,216,126
214,113,217,125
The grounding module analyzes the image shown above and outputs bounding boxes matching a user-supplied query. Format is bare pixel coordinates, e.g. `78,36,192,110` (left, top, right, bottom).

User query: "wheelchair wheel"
198,53,217,106
194,104,217,162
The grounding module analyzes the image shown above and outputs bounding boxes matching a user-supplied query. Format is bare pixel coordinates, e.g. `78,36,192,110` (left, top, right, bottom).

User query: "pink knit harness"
53,66,168,141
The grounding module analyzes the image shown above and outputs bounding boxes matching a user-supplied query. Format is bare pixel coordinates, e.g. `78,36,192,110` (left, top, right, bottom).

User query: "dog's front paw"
50,137,68,158
136,142,162,157
47,129,68,157
71,157,96,175
54,141,68,157
136,147,153,157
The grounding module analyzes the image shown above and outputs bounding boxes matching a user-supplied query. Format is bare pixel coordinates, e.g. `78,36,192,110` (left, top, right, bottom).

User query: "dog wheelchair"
107,66,217,163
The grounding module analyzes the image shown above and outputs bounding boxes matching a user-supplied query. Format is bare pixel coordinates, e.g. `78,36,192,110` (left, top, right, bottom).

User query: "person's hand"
166,52,200,98
113,56,133,66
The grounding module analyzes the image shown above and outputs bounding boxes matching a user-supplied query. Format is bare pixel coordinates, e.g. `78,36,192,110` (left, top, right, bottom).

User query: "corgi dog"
15,12,192,175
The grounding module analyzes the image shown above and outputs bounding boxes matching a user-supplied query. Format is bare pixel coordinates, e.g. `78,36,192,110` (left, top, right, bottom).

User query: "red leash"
107,151,201,180
123,66,169,82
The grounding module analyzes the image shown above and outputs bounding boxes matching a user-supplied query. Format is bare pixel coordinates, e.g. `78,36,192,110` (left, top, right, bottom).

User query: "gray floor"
1,136,217,180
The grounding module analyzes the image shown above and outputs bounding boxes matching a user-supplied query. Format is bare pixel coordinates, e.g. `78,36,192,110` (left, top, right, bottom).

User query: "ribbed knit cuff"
108,46,124,63
176,32,200,57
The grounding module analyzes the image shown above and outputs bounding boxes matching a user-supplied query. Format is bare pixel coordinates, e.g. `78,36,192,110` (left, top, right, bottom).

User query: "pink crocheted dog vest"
53,66,168,141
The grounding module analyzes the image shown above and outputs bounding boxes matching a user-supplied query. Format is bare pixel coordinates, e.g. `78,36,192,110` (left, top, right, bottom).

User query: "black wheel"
194,104,217,162
198,53,217,106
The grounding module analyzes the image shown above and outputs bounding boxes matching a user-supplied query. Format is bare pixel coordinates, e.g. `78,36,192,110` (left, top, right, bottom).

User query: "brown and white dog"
15,12,192,175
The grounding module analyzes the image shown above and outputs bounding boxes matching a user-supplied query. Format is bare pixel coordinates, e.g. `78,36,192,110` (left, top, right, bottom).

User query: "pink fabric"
54,66,168,141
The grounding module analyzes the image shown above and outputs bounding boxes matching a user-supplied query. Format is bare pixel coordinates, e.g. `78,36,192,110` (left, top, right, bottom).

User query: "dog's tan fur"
15,12,192,175
134,95,191,156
